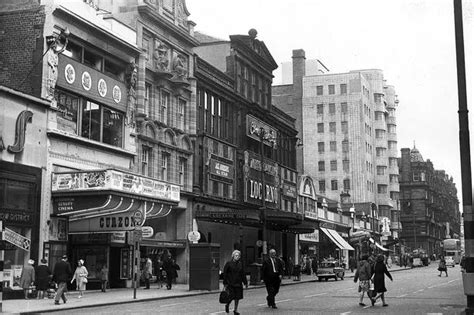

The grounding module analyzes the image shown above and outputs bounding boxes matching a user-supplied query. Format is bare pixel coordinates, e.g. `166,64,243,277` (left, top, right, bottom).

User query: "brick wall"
0,5,45,96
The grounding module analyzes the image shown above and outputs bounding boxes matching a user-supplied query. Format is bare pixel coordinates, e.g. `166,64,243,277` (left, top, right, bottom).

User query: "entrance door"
110,247,125,288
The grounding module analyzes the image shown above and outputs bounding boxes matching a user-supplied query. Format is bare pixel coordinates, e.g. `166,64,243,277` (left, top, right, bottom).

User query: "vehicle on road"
316,260,345,281
443,238,462,264
445,256,455,267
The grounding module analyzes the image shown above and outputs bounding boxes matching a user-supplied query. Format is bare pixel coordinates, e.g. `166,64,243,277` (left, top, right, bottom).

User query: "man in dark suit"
53,255,72,305
262,249,283,309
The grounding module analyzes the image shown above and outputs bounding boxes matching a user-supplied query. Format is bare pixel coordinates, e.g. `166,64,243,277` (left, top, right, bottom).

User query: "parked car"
445,256,455,268
316,260,345,281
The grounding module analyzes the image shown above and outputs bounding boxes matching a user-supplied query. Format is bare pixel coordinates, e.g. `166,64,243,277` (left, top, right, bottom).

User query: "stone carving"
176,0,187,28
153,39,169,72
125,62,138,127
46,49,59,101
171,53,187,81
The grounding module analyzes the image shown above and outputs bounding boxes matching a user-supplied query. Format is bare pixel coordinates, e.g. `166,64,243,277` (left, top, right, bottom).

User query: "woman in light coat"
19,259,35,299
71,259,88,297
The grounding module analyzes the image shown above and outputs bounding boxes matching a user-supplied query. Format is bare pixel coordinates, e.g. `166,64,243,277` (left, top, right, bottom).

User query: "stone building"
399,146,461,256
273,50,401,247
193,29,307,269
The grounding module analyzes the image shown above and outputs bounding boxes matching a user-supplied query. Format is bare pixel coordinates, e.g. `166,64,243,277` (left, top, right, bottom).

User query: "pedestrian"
262,249,283,309
222,250,248,314
311,256,318,276
353,254,372,306
100,263,109,292
287,256,294,279
370,254,393,306
19,259,35,299
438,256,448,277
349,257,356,273
53,255,72,305
162,251,179,290
71,259,88,298
35,258,52,299
142,256,153,289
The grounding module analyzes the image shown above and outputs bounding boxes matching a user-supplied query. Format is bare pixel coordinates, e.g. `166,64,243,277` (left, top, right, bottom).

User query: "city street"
42,264,466,315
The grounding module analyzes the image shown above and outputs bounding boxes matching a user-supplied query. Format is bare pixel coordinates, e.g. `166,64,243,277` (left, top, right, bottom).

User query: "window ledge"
47,129,137,157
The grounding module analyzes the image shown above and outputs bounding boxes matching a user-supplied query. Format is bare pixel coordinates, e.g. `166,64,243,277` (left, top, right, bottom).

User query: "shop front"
319,223,354,268
51,169,180,289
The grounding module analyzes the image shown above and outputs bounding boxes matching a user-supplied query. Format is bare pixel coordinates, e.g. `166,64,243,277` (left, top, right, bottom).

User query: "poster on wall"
120,248,131,279
3,269,13,289
12,265,23,290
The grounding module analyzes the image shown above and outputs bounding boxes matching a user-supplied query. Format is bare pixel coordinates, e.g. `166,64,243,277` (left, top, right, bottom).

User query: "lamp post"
349,205,356,260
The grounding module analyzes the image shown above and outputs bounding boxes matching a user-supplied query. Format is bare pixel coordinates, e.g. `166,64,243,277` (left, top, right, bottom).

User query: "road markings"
160,301,199,308
397,294,407,298
340,312,352,315
257,298,293,306
305,293,327,298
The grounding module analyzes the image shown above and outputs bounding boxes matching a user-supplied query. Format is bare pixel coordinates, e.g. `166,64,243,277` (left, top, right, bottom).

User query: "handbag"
219,286,233,304
82,277,88,283
367,280,376,298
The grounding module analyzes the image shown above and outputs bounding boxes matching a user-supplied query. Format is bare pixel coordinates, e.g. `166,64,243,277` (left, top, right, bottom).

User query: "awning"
321,227,354,251
282,221,317,234
369,237,390,251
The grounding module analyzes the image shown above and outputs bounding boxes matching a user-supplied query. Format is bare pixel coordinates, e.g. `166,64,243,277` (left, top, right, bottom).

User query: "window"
318,161,325,171
329,103,336,114
341,121,348,133
376,147,386,157
318,142,325,153
161,152,170,181
341,102,347,113
375,129,386,139
374,94,382,103
340,84,347,95
389,157,398,167
317,123,324,133
179,158,187,187
316,85,323,95
377,166,386,175
104,58,125,81
343,178,350,190
160,90,170,125
141,146,150,176
377,184,388,194
318,180,326,193
63,41,82,62
330,141,336,152
331,180,338,191
388,141,397,150
144,83,151,118
83,49,102,71
375,111,384,120
390,174,398,183
177,99,186,130
342,140,349,152
317,104,324,115
413,172,421,181
388,124,397,133
330,160,337,171
328,85,335,95
343,159,350,172
142,35,152,65
329,122,336,133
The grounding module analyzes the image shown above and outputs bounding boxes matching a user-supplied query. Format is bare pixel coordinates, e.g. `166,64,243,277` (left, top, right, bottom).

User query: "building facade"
399,147,461,256
273,50,401,251
193,29,307,270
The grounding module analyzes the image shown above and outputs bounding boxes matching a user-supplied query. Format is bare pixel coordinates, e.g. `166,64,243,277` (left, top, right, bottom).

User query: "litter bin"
248,263,262,285
293,264,301,281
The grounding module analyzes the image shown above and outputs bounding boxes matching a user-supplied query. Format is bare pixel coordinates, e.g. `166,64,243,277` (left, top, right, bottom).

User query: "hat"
231,250,241,258
79,259,84,265
40,258,47,264
62,255,68,259
28,259,35,265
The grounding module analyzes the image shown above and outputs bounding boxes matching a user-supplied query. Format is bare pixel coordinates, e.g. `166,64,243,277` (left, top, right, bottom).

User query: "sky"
186,0,473,203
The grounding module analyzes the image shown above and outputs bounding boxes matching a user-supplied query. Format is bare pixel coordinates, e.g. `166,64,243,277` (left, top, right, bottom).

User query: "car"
316,260,345,281
445,256,455,268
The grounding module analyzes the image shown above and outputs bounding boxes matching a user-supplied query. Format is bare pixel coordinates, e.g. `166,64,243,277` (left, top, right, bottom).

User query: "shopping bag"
83,277,88,283
367,280,376,298
219,286,233,304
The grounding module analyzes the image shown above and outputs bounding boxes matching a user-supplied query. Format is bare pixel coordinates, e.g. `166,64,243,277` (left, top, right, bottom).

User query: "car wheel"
318,277,321,282
335,277,338,281
325,277,328,281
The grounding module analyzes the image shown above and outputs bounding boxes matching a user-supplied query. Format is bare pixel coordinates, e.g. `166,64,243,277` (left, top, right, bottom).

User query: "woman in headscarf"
371,254,393,306
71,259,88,298
19,259,35,299
222,250,248,315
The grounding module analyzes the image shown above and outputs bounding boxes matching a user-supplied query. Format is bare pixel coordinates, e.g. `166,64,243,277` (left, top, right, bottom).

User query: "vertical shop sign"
120,247,131,279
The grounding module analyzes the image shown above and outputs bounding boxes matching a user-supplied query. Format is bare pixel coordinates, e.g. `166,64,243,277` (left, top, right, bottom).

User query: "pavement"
2,265,411,314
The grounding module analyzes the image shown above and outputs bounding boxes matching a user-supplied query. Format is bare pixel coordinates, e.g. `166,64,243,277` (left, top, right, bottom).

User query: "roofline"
0,85,51,107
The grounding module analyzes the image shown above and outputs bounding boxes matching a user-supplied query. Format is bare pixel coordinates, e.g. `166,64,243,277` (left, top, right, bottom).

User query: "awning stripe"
321,227,354,251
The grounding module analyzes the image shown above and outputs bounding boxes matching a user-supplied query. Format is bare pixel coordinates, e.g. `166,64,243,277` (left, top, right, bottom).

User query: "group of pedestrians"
142,251,180,290
221,248,284,314
353,254,393,307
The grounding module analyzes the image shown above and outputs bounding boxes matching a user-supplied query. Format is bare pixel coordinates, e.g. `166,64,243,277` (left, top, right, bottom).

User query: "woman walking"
353,255,372,306
222,250,248,315
162,251,179,290
71,259,88,298
438,256,448,277
19,259,35,299
371,254,393,307
35,258,52,299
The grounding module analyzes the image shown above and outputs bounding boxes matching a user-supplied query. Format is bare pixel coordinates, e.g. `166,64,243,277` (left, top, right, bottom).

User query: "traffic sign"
141,226,154,238
3,227,31,251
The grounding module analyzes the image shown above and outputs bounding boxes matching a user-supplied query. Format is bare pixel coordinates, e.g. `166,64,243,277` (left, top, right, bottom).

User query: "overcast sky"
187,0,473,201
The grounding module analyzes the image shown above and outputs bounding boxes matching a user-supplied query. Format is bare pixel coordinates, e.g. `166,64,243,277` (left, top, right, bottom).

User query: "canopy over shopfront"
51,169,180,232
320,227,354,251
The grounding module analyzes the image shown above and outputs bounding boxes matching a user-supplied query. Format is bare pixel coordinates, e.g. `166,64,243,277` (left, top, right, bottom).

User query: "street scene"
0,0,473,314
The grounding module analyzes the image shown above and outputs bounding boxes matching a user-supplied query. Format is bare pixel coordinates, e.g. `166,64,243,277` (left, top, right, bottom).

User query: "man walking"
262,249,283,309
53,255,72,305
